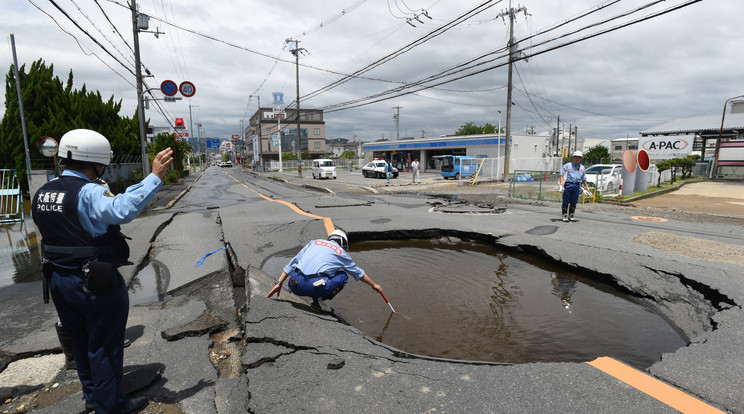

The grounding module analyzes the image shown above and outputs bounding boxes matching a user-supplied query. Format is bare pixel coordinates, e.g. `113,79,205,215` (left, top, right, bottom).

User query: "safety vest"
32,175,130,268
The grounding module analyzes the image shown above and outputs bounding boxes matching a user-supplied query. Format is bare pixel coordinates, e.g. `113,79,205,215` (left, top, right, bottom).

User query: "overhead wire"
27,0,135,87
318,0,702,113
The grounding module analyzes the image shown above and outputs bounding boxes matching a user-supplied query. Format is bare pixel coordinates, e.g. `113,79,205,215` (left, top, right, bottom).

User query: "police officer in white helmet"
558,150,590,222
267,229,384,313
32,129,173,414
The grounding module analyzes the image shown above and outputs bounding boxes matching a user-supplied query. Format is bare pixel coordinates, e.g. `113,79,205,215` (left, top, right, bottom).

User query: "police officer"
558,150,590,222
32,129,173,414
266,230,383,313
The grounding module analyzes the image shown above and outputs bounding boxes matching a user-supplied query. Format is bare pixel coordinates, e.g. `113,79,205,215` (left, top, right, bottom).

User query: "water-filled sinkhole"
263,238,686,368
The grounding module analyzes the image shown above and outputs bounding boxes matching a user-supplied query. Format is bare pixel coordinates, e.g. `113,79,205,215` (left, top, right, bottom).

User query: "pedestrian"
386,161,393,185
32,129,174,414
266,230,384,313
411,158,420,184
558,150,590,222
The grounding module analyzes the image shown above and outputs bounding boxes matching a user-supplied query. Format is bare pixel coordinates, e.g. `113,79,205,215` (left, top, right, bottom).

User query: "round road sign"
161,80,177,96
180,81,196,97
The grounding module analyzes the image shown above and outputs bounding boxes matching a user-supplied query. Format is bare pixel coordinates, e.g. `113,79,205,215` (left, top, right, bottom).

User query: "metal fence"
1,169,24,224
510,170,564,202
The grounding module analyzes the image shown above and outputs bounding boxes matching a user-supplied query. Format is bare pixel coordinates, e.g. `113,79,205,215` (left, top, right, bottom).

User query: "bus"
435,155,479,179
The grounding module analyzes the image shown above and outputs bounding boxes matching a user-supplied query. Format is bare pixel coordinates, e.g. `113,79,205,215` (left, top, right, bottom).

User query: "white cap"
572,150,583,158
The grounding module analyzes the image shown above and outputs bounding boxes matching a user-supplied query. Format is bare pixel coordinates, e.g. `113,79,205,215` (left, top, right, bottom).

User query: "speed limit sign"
179,81,196,97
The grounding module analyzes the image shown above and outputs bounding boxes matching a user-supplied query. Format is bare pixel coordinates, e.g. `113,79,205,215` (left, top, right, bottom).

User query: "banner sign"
638,135,694,160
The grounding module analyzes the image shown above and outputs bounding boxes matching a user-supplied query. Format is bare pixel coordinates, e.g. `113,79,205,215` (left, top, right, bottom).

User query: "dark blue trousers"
562,184,581,208
287,269,349,299
50,269,129,413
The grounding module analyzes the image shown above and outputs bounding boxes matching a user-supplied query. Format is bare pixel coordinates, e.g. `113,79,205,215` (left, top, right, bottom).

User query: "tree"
0,59,140,190
340,150,357,159
656,160,671,187
150,132,191,173
583,145,611,164
454,122,499,136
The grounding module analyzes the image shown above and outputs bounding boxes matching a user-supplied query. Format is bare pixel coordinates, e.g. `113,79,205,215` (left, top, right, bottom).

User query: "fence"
1,169,24,224
264,158,366,172
510,170,564,202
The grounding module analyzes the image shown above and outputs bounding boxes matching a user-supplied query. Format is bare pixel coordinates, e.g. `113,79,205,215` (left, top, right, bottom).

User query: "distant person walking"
411,159,420,184
386,162,393,185
558,150,589,222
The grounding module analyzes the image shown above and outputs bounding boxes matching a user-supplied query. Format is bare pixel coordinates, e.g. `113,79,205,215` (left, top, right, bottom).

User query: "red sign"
179,81,196,97
232,134,240,140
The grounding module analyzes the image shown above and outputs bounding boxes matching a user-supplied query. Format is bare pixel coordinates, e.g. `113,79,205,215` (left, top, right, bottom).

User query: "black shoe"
121,396,148,414
85,402,94,412
311,298,334,313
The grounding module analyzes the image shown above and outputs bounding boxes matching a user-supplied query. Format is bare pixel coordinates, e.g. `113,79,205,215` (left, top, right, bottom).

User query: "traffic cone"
618,182,622,199
543,173,547,181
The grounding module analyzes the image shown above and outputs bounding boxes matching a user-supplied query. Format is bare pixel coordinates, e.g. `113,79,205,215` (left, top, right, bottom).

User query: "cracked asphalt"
1,167,743,413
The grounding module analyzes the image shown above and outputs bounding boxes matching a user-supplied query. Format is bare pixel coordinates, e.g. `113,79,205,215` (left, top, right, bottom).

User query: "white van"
312,159,336,179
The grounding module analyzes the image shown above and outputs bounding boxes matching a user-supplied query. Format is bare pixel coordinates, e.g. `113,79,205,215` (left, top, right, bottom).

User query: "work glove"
582,189,592,197
559,185,564,193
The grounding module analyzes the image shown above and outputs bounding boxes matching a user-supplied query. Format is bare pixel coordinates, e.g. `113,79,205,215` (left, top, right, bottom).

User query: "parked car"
584,164,622,193
312,159,337,179
220,161,233,168
362,161,398,179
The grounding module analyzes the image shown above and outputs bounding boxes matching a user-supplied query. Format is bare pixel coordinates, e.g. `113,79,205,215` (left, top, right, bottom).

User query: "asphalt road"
1,167,742,413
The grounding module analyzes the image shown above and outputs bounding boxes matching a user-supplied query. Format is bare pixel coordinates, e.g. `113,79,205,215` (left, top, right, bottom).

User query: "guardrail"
1,169,24,224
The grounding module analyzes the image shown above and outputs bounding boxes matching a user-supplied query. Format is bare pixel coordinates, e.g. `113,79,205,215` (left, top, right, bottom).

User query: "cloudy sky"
3,0,743,143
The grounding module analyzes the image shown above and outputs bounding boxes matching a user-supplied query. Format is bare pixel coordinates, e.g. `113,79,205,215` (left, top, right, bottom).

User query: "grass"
612,177,702,202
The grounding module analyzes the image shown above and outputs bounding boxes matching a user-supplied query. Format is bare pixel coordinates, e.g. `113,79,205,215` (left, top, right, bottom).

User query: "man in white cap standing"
558,151,590,222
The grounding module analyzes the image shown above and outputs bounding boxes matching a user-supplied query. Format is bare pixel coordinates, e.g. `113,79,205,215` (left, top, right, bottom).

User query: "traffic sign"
161,80,177,96
179,81,196,97
206,138,220,149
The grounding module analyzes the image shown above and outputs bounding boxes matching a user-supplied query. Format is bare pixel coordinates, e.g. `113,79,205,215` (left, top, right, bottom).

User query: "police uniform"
560,160,587,217
33,169,163,413
282,239,365,300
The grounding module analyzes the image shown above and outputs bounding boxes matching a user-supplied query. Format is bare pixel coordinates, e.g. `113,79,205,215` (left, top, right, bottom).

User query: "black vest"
32,175,130,268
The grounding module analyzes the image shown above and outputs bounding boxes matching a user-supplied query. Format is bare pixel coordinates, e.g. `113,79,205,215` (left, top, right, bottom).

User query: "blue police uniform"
561,161,586,210
282,239,366,299
33,169,163,413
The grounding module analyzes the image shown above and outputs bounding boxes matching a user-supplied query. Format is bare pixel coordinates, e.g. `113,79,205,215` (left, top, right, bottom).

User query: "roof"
641,112,744,135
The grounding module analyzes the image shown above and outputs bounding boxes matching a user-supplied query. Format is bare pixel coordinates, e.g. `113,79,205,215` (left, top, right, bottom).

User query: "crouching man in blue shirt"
267,230,384,313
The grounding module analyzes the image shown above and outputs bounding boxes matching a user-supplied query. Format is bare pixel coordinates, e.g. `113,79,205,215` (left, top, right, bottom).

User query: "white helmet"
58,129,113,166
327,229,349,250
572,150,583,158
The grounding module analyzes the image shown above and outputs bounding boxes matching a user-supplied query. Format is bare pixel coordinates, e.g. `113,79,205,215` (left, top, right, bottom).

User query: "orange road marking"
228,173,335,235
587,357,724,414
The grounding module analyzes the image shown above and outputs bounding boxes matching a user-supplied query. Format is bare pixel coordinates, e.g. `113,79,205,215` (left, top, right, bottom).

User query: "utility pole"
393,106,402,140
499,1,527,181
286,38,305,176
130,0,150,176
555,116,560,156
9,34,32,187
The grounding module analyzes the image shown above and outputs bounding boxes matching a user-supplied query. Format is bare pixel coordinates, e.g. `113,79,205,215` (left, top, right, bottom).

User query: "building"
245,107,326,164
362,133,564,174
640,100,744,177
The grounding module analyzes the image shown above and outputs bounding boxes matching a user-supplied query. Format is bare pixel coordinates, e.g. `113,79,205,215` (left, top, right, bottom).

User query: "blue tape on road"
196,247,226,266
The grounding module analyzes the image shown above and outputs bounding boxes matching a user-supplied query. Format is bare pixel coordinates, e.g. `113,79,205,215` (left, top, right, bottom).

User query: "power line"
319,0,701,113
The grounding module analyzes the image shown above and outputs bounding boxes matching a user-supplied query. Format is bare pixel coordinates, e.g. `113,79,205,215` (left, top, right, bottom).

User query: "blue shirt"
561,162,586,184
61,170,164,238
283,239,366,281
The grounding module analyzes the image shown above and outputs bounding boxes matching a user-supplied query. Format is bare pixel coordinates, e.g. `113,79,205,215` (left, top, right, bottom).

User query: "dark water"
0,221,42,288
262,239,687,368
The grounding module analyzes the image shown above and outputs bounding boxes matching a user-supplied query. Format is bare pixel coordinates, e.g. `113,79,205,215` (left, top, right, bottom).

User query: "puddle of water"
129,260,170,305
0,221,42,288
263,239,686,368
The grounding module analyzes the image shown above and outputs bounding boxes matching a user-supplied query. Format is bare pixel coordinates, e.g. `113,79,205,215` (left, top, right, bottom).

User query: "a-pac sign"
639,135,694,160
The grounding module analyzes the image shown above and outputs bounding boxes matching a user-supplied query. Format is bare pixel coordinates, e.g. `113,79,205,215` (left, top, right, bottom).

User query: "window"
314,142,321,149
614,145,623,150
628,145,637,149
314,128,320,136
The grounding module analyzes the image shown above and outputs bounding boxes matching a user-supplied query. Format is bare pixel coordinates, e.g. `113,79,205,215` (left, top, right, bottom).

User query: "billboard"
638,135,694,160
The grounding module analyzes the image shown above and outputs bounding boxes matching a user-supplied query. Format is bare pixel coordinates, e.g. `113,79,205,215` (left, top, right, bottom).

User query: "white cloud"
2,0,743,145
